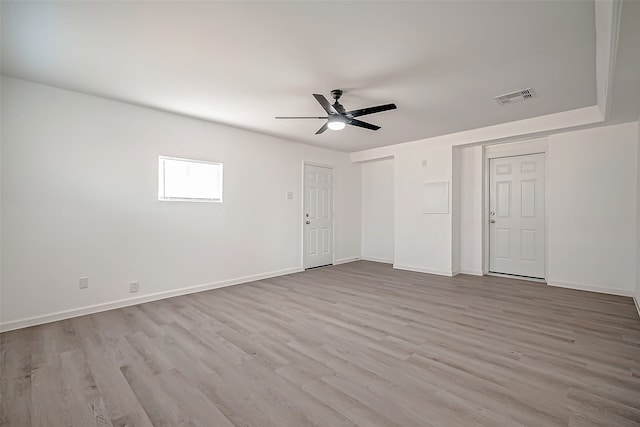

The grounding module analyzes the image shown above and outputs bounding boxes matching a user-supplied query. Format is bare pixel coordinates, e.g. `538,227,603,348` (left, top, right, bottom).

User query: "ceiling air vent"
493,88,537,105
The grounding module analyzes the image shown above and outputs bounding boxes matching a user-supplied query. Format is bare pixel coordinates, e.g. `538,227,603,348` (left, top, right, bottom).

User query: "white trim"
487,272,546,283
393,264,454,277
458,269,484,276
483,138,548,159
360,256,394,264
634,297,640,319
359,155,394,163
547,280,635,297
0,266,303,333
334,257,359,265
303,161,334,169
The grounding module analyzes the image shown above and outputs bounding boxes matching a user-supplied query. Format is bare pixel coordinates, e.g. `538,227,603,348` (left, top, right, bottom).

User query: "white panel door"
303,164,333,269
489,153,545,278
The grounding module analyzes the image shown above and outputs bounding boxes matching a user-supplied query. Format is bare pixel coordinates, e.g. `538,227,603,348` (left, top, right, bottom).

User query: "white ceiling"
2,1,601,152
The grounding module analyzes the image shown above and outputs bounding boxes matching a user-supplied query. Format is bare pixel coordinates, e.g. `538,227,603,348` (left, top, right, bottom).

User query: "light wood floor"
2,261,640,426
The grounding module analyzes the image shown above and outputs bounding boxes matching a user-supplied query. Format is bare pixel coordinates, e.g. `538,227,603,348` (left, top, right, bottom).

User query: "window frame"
158,155,223,203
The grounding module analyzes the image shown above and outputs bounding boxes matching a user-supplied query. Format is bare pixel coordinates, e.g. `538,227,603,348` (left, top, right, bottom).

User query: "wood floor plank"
155,369,234,427
60,349,114,427
109,408,154,427
30,358,71,427
71,315,148,422
116,339,186,427
2,261,640,426
0,371,31,426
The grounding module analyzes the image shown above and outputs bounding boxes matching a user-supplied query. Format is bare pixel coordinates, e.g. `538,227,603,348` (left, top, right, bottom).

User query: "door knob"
490,219,496,223
305,221,310,224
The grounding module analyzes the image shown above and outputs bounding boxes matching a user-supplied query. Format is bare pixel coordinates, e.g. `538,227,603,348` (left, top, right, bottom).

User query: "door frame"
302,161,335,269
482,138,548,280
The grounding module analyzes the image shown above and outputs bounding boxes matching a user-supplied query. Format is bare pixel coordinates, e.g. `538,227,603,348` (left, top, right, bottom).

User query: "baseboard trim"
333,257,359,265
458,269,484,276
359,256,394,264
546,280,635,297
634,297,640,319
0,266,303,333
393,264,454,277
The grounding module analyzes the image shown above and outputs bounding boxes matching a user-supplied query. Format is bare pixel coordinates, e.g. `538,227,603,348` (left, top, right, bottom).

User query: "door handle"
305,221,310,224
489,219,496,223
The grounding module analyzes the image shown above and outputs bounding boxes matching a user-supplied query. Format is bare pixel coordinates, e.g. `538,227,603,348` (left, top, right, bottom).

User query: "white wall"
355,139,472,277
456,123,637,295
361,158,394,263
458,145,483,275
546,122,637,295
393,141,454,275
355,121,638,296
0,77,361,330
355,140,456,276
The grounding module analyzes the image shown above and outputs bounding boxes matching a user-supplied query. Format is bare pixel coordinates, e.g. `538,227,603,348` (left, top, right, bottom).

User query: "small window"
158,156,223,202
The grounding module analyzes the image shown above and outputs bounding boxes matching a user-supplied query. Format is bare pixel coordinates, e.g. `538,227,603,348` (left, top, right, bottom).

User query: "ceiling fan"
276,89,397,134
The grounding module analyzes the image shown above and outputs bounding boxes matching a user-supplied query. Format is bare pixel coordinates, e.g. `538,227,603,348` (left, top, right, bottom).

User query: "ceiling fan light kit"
276,89,397,134
327,116,346,131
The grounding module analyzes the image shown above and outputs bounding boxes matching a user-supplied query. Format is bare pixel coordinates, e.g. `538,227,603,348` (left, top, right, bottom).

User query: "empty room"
2,1,640,426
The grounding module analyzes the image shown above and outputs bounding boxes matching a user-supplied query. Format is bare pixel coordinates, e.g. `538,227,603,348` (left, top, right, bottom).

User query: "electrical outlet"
79,277,89,289
129,281,139,293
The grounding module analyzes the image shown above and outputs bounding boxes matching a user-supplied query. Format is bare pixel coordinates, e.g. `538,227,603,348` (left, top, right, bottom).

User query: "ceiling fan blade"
275,116,326,119
346,103,397,118
315,122,329,134
348,119,381,131
313,94,338,115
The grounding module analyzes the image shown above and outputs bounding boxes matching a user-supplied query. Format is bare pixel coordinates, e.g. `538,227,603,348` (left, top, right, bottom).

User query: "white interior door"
489,153,545,278
303,164,333,269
